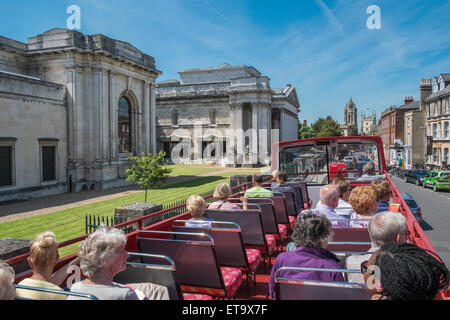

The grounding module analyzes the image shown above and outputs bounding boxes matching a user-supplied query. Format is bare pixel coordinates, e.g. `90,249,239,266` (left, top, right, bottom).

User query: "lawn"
0,166,264,257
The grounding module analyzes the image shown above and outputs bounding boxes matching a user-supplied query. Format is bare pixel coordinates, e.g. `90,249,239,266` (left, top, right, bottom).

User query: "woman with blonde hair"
0,260,15,300
16,232,76,300
209,182,244,210
185,195,213,228
348,186,379,228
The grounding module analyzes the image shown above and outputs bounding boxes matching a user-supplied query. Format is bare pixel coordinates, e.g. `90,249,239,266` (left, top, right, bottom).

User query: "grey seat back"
137,230,224,290
172,221,248,269
113,252,183,300
233,198,279,234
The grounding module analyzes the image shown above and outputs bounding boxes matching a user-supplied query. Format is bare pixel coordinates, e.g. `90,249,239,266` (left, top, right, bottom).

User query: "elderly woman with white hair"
68,226,138,300
0,260,15,300
209,182,243,210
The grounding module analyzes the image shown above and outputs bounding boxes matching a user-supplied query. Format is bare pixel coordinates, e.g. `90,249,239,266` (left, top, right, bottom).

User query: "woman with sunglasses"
361,242,449,300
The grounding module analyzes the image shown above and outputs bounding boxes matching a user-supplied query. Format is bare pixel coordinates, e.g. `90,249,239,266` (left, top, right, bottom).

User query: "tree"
126,151,172,203
298,121,317,139
311,116,342,137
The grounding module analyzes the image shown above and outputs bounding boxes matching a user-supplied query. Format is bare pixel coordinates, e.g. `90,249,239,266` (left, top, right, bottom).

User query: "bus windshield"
279,140,382,184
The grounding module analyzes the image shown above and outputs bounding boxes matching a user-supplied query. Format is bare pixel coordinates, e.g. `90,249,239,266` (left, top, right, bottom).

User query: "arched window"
118,97,131,153
172,110,179,125
209,109,216,125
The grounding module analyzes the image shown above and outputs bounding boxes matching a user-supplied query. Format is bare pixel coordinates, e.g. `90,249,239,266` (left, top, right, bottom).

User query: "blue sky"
1,0,449,125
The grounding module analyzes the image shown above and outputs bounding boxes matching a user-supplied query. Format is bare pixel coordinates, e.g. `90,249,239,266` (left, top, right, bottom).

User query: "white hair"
78,226,127,279
368,211,407,247
0,260,15,300
320,185,339,203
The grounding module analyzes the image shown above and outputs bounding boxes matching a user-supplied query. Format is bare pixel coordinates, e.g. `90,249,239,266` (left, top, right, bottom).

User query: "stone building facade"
360,111,377,136
155,64,300,166
341,97,358,136
425,74,450,168
0,29,160,202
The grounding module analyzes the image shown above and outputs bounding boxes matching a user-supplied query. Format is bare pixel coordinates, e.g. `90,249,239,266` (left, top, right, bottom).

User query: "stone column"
93,69,109,162
250,103,259,165
109,72,118,161
144,82,150,154
235,103,244,165
227,103,237,166
150,83,157,154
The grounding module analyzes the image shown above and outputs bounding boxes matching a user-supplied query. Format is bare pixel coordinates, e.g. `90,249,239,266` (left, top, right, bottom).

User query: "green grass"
166,164,222,176
0,168,262,257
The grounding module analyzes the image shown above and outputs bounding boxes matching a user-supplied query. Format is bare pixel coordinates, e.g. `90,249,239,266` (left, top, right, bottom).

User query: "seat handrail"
328,241,372,245
329,219,371,222
14,284,99,300
137,230,214,244
331,251,371,255
173,220,241,232
127,252,176,269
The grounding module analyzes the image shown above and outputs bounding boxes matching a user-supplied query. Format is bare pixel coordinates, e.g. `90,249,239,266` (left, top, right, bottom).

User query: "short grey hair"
0,260,15,300
213,183,232,200
368,211,407,247
78,226,127,279
363,162,376,175
292,213,332,248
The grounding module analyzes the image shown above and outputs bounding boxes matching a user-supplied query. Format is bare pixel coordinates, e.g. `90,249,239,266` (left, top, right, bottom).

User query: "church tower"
341,97,358,136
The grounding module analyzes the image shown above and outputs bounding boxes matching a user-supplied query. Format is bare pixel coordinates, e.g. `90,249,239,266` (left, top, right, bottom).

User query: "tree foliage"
311,116,343,137
298,122,317,139
126,151,172,203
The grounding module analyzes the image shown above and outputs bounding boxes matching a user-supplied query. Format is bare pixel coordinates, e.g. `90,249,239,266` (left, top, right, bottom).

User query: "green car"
423,170,450,192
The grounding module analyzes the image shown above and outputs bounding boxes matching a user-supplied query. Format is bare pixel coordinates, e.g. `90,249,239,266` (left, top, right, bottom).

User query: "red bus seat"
172,220,261,289
137,230,243,298
326,241,372,252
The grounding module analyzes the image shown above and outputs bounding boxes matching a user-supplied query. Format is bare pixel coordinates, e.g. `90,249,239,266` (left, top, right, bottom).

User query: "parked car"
404,169,428,186
423,170,450,192
401,193,423,224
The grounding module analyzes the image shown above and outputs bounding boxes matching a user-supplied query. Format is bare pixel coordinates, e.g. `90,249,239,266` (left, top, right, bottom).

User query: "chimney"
303,120,307,126
404,96,414,105
420,78,432,112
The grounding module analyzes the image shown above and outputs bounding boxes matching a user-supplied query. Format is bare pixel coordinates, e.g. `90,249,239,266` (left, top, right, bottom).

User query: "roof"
398,101,420,110
425,85,450,102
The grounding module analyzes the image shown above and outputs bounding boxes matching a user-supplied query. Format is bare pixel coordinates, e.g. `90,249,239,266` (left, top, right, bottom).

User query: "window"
433,148,437,162
444,148,449,163
434,102,439,116
209,109,216,125
42,146,56,181
445,122,449,139
427,104,431,118
446,99,450,114
433,123,438,138
428,125,431,136
0,146,12,187
118,97,131,153
171,110,179,126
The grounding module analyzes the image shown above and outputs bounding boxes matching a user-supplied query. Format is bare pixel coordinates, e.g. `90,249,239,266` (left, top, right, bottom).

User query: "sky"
1,0,449,125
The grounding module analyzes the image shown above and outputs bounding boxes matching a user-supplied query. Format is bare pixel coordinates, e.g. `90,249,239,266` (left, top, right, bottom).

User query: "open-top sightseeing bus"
7,136,450,300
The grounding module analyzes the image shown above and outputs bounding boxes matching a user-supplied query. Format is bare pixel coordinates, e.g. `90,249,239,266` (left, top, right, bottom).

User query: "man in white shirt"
314,184,349,228
333,177,355,218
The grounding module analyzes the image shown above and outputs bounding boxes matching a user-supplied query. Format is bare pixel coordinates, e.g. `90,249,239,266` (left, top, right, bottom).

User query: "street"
391,176,450,267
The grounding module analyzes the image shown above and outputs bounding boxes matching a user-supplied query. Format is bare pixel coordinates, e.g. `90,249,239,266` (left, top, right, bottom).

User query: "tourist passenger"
357,162,386,181
371,180,392,213
348,186,378,228
333,177,355,218
185,195,212,228
314,184,349,228
69,226,169,300
209,183,244,210
362,242,449,300
244,174,273,198
271,171,300,213
341,211,407,283
270,170,280,188
16,232,76,300
269,214,345,300
0,260,15,300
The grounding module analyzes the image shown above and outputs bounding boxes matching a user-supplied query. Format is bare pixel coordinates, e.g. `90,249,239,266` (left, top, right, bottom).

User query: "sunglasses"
360,260,375,275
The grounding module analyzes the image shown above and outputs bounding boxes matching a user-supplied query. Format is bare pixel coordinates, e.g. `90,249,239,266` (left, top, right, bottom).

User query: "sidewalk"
0,167,255,224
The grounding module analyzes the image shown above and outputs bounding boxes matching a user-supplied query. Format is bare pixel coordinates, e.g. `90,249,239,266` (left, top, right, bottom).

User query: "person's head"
333,177,351,202
292,213,332,249
275,171,288,185
319,184,340,208
363,162,376,175
252,174,264,186
371,180,392,202
272,170,280,180
213,183,232,201
349,186,378,216
78,226,128,281
28,232,59,276
363,242,449,300
186,195,206,219
0,260,15,300
368,211,407,248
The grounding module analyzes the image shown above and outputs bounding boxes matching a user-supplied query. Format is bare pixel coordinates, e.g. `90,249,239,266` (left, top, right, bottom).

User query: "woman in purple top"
209,182,247,210
269,213,345,300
